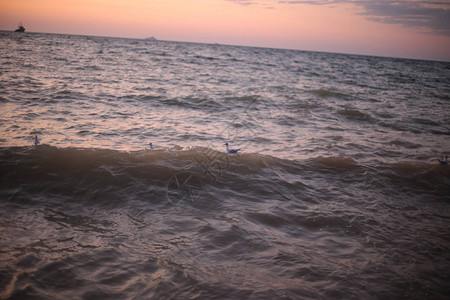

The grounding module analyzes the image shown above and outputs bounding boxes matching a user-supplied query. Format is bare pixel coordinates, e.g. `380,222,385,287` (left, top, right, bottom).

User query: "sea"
0,31,449,299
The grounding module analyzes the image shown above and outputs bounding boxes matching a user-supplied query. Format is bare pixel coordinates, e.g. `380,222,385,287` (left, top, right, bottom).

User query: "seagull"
437,155,448,165
224,142,240,154
34,135,40,146
149,142,154,150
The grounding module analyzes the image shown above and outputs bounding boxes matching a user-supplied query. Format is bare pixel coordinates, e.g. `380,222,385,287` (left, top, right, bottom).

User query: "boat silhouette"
14,22,25,32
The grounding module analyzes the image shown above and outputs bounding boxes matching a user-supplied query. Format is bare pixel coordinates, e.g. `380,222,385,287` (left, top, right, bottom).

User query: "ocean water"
0,31,449,299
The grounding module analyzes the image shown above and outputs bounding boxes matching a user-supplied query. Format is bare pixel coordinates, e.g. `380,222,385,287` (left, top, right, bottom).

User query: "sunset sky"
1,0,450,61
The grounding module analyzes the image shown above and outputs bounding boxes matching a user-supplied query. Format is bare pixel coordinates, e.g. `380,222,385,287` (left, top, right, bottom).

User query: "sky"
1,0,450,61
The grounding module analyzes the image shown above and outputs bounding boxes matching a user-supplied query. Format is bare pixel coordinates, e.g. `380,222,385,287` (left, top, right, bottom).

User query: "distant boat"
145,36,157,41
14,22,25,32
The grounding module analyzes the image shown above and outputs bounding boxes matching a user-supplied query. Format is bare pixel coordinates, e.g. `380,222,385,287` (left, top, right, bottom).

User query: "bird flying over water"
224,142,240,154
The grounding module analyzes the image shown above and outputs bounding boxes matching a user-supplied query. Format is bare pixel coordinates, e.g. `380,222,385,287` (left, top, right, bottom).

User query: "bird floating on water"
224,142,241,154
437,155,448,165
34,135,40,146
149,142,154,150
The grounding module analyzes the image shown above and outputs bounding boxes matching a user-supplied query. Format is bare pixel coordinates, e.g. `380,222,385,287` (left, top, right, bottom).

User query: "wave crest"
1,146,448,208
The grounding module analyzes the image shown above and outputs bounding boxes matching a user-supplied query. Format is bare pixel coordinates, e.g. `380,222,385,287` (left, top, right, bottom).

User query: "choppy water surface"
0,31,449,299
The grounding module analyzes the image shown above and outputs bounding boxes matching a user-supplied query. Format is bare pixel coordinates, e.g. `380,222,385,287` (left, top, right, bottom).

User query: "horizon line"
1,29,449,63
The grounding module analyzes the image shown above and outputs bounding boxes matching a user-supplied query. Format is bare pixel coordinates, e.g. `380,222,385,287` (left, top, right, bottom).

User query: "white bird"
224,142,240,154
34,135,40,146
149,142,154,150
437,155,448,165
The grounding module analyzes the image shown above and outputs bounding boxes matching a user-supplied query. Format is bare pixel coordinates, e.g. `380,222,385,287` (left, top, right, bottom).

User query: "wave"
337,109,373,122
1,146,448,210
306,89,351,99
162,97,225,111
384,139,422,149
310,155,358,170
132,94,261,112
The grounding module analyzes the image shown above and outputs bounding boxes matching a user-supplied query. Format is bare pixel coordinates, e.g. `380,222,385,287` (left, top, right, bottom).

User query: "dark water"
0,31,449,299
